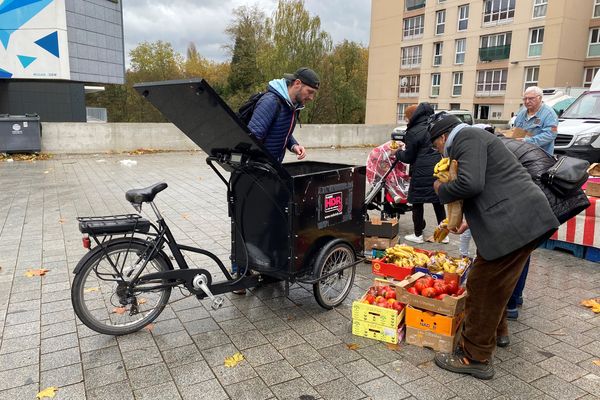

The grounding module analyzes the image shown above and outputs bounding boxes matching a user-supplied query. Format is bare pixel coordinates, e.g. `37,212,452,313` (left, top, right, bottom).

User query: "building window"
455,39,466,64
476,69,507,95
524,66,539,90
483,0,515,26
595,0,600,18
433,42,443,66
589,28,600,57
528,28,544,57
399,75,421,97
481,32,511,48
436,10,446,35
458,4,469,31
401,45,422,68
403,15,425,39
479,32,511,61
452,72,463,96
406,0,426,11
431,73,441,96
397,103,415,122
533,0,547,18
584,67,600,87
450,103,461,110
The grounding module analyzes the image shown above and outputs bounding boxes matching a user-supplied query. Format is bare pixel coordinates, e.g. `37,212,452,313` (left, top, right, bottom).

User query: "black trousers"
411,202,446,236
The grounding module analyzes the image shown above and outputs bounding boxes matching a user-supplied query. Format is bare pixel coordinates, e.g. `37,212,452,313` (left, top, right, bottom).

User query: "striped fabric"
551,196,599,247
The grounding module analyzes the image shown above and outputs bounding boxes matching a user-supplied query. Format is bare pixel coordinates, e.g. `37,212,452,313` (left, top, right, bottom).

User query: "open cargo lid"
133,79,279,168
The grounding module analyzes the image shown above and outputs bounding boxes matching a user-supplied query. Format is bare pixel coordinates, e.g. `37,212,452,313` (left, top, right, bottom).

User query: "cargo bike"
71,79,366,335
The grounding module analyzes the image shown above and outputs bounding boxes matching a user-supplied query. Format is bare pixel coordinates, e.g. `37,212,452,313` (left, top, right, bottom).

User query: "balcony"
479,45,511,62
406,0,426,11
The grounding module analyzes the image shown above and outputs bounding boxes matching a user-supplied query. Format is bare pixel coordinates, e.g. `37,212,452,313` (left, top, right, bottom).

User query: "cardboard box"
352,279,405,328
586,179,600,198
396,272,467,316
405,324,462,353
365,218,399,238
405,305,464,336
588,163,600,177
352,320,405,344
372,258,414,281
502,127,530,139
365,236,399,251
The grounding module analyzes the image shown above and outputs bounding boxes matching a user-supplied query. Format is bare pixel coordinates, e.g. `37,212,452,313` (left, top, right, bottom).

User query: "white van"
554,72,600,162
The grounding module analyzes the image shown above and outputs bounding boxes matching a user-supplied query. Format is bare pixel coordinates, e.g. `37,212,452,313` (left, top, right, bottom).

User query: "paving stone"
86,379,134,400
514,328,560,348
0,333,40,354
355,342,403,366
1,321,40,339
242,343,284,367
192,329,232,351
403,376,456,400
170,360,215,387
0,348,39,371
379,359,428,385
339,358,383,385
161,343,204,366
497,357,549,383
252,315,291,335
116,331,155,352
51,381,86,400
444,375,500,399
486,373,544,399
40,346,81,371
358,376,411,400
0,383,38,400
319,343,363,366
83,361,128,389
150,317,186,336
531,375,588,400
79,334,116,353
537,355,589,382
573,374,600,397
254,359,301,386
201,343,239,367
224,377,273,400
297,359,343,386
240,305,278,322
122,346,163,370
154,330,194,351
304,329,342,350
279,343,323,367
180,378,228,400
40,363,83,388
286,316,325,335
314,376,364,400
270,377,320,400
264,328,305,350
40,318,77,339
229,329,269,350
209,305,245,322
128,363,172,390
134,381,183,400
212,360,258,386
182,317,220,336
0,364,38,391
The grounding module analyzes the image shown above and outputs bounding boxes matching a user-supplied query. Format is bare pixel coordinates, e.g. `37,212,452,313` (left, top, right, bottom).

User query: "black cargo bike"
71,79,367,335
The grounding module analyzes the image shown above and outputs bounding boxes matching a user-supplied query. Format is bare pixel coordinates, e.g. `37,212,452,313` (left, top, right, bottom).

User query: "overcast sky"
122,0,371,65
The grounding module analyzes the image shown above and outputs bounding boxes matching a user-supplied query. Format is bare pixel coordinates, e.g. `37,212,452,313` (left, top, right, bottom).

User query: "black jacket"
500,137,590,224
395,103,441,203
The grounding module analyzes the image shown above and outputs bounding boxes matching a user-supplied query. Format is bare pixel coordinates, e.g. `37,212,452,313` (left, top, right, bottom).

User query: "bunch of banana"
433,218,449,243
433,157,450,182
384,244,430,267
442,260,458,273
427,253,448,273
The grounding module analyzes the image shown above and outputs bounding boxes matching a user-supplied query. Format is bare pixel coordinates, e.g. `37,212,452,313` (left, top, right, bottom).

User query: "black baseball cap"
284,67,320,90
428,112,461,143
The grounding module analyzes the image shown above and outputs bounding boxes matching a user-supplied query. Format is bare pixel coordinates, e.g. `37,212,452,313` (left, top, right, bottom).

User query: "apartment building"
366,0,600,124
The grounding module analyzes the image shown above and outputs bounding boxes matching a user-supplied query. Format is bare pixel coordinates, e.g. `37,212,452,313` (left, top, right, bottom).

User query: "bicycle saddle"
125,182,168,204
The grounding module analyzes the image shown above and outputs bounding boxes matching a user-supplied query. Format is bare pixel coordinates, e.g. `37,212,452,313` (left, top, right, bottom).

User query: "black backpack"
237,91,282,126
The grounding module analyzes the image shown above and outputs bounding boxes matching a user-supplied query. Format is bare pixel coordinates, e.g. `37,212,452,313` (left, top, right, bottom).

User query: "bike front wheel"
72,240,172,335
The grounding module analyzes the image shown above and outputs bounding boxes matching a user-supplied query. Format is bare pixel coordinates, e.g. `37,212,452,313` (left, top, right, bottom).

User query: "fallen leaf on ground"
593,360,600,367
0,153,52,162
346,343,360,350
58,218,67,224
143,323,154,332
25,269,50,277
224,352,244,367
112,307,126,315
137,298,147,305
581,299,600,313
181,213,189,220
36,386,58,399
84,287,100,293
386,343,401,351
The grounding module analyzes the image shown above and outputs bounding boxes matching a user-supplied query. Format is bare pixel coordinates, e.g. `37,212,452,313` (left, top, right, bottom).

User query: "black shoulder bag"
541,156,590,197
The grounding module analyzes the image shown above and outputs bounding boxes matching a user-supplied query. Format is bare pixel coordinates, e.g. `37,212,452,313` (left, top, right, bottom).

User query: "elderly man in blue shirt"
513,86,558,154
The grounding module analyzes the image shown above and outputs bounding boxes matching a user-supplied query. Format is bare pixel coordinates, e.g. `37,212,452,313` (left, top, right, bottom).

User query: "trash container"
0,114,42,153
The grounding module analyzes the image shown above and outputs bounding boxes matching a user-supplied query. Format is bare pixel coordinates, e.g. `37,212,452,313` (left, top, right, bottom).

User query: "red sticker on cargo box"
324,192,343,218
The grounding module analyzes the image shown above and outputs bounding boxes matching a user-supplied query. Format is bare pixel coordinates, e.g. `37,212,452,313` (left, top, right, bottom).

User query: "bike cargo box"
134,79,366,280
365,218,399,238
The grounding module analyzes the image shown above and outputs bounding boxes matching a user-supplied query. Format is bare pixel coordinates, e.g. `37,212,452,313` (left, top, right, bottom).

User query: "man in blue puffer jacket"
248,67,319,163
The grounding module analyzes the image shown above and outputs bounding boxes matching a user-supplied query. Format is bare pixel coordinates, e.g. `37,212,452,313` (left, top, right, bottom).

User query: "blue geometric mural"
17,54,36,68
0,0,53,49
34,31,59,57
0,67,13,78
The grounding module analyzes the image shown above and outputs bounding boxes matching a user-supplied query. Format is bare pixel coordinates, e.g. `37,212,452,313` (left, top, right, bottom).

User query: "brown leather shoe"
434,347,495,380
496,335,510,347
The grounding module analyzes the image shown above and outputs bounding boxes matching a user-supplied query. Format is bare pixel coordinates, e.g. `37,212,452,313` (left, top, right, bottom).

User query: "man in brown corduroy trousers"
428,113,559,379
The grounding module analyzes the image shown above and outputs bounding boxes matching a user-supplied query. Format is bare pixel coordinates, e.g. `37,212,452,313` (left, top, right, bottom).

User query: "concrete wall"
40,123,397,154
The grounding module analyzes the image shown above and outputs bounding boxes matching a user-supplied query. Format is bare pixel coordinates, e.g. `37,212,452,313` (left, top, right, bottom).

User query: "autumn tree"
183,42,230,95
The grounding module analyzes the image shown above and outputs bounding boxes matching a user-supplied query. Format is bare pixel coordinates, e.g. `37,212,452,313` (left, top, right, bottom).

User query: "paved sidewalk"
1,149,599,400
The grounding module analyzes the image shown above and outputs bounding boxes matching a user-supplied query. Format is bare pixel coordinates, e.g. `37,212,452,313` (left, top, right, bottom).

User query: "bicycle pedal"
211,296,224,310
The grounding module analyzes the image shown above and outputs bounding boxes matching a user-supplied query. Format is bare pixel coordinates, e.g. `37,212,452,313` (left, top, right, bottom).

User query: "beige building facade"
366,0,600,124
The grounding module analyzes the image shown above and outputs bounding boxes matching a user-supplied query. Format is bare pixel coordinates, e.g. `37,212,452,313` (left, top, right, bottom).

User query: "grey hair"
524,86,543,97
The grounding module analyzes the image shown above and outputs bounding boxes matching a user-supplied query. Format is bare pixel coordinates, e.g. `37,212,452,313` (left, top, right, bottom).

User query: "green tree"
183,42,230,95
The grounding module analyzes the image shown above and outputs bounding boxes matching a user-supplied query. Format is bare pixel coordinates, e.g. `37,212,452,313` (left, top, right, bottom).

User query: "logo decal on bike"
324,192,343,218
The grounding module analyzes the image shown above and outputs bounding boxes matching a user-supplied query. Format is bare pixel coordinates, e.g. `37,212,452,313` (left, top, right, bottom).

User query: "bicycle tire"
72,240,172,335
312,240,356,309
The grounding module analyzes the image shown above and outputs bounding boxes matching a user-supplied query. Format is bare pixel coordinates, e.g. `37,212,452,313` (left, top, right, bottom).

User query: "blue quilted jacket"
248,80,300,163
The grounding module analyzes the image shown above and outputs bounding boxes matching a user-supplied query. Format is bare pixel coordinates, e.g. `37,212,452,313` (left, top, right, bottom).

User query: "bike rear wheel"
312,240,356,309
72,241,171,335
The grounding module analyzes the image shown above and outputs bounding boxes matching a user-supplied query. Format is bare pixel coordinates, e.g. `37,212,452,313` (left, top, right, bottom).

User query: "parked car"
392,109,473,141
